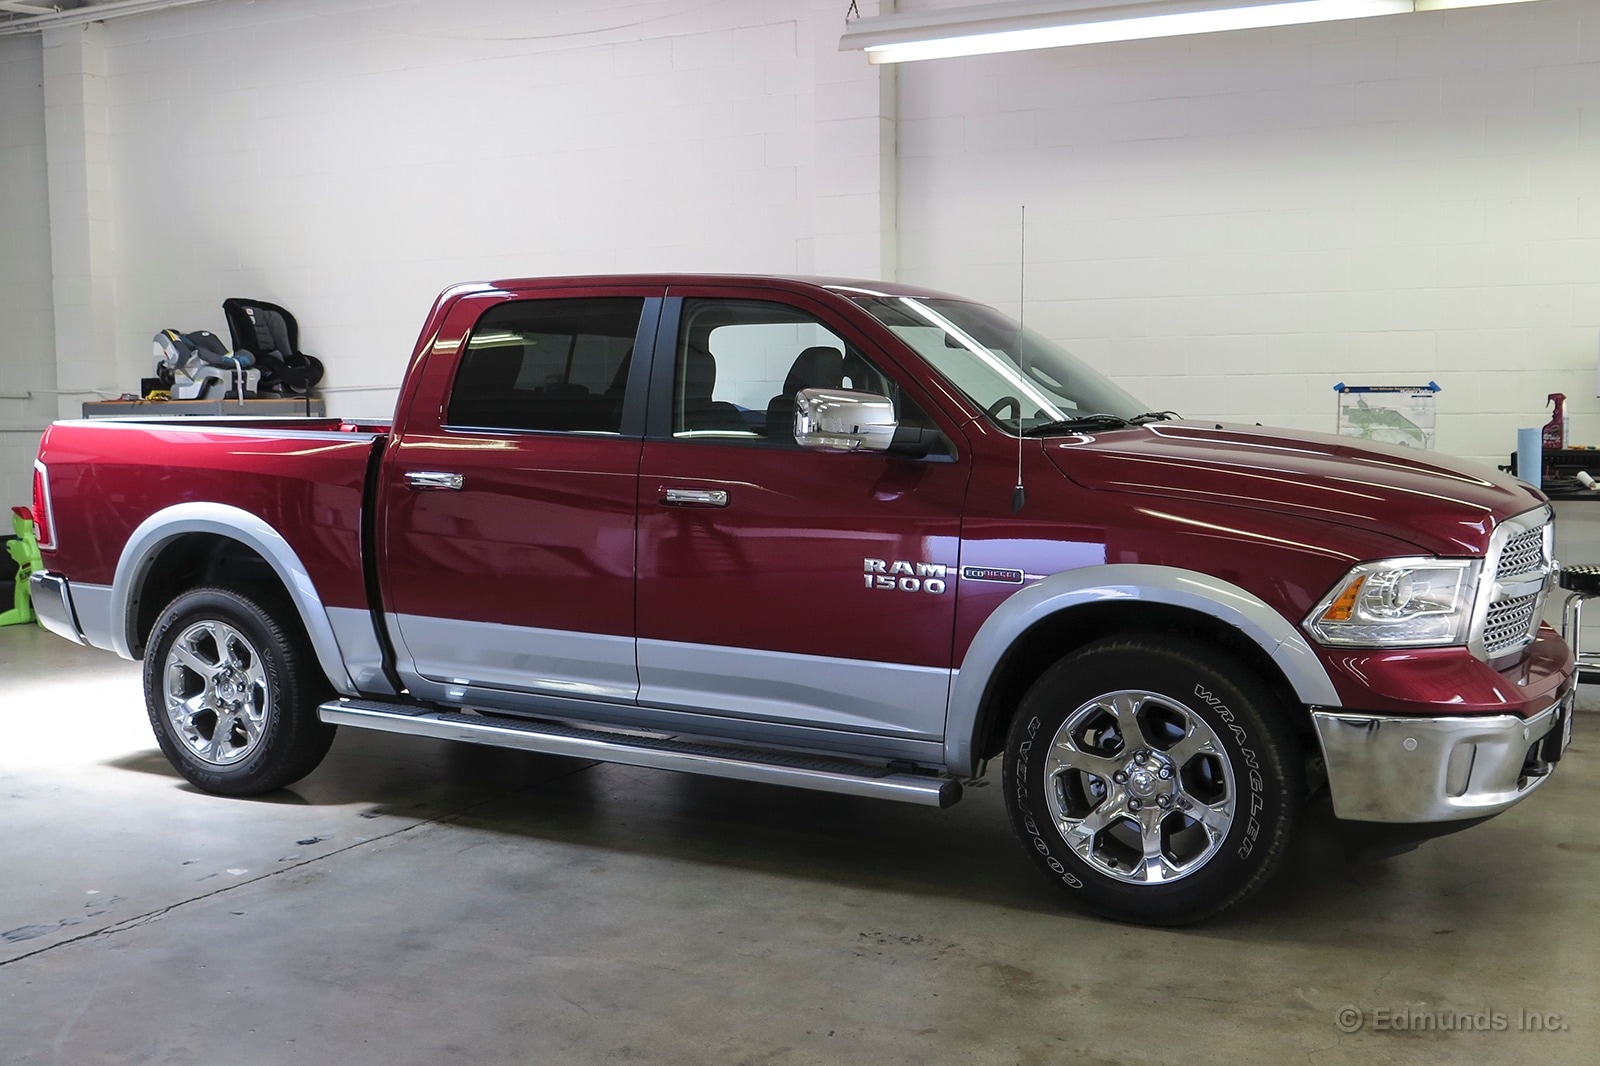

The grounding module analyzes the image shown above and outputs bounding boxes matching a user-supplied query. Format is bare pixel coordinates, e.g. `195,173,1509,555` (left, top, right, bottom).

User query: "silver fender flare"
111,502,357,696
945,564,1341,775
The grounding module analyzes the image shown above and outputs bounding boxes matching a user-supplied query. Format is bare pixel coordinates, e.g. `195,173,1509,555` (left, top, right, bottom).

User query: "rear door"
634,286,969,751
379,285,661,705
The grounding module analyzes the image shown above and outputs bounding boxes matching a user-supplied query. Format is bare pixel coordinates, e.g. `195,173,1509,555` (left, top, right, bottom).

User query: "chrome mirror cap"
794,389,898,452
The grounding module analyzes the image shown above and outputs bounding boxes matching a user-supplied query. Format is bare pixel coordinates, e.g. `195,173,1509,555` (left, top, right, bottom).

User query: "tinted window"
673,298,920,446
448,298,643,433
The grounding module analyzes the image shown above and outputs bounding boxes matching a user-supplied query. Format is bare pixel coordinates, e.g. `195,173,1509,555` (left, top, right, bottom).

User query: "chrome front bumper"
28,571,85,646
1312,698,1573,823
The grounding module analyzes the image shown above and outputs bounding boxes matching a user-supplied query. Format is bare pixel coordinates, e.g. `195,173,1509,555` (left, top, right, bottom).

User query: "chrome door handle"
405,471,465,491
661,487,728,507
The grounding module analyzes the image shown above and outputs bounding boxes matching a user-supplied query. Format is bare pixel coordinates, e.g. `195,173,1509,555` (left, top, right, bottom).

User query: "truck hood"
1042,421,1543,556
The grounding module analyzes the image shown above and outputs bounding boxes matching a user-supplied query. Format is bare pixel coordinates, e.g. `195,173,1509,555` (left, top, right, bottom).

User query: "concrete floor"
4,563,1600,1063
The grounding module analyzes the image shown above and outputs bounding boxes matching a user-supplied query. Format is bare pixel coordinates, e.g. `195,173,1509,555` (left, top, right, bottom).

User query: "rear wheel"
1003,636,1302,925
143,586,335,796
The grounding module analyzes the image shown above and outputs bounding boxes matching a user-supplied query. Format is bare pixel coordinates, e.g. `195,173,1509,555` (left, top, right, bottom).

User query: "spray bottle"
1543,393,1567,451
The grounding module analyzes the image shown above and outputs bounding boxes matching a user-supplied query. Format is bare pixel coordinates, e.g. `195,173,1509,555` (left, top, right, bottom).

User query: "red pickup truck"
28,274,1578,924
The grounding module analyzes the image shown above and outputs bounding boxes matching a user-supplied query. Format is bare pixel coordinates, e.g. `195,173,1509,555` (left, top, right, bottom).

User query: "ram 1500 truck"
28,274,1580,924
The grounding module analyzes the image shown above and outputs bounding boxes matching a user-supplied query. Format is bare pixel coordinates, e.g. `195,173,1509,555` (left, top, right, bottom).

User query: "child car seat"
222,298,325,396
153,329,259,400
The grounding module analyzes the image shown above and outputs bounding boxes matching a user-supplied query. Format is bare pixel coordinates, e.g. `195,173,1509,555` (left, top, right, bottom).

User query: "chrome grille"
1478,507,1553,659
1497,526,1547,579
1484,596,1539,655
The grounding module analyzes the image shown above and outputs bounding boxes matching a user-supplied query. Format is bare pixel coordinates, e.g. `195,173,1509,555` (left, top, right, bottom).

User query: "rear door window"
448,298,644,433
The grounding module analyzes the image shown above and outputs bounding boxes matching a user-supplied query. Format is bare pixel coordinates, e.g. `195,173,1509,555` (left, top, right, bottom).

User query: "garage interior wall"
1,34,55,507
895,0,1600,464
0,0,1597,507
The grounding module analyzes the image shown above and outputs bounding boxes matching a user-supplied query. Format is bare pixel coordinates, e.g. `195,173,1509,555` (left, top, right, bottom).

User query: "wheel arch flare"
947,565,1340,777
111,503,358,696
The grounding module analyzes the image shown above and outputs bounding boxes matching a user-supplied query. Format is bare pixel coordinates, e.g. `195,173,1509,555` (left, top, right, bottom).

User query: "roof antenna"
1012,205,1027,514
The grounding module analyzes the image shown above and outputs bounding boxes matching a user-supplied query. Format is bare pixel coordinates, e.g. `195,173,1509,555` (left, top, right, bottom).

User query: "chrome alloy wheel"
162,619,271,767
1043,689,1236,885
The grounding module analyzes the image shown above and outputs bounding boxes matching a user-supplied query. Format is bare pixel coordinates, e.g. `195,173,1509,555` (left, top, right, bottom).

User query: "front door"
635,289,969,748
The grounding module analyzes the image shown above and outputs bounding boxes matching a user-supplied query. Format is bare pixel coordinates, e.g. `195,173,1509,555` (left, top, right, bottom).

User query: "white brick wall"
71,0,889,418
0,35,54,509
897,0,1600,468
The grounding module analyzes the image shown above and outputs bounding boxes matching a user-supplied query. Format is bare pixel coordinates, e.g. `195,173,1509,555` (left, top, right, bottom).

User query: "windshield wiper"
1020,411,1180,436
1022,413,1132,436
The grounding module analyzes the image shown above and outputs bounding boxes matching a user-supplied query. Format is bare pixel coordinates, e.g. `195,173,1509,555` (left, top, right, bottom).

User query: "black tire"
1002,635,1303,925
142,586,336,796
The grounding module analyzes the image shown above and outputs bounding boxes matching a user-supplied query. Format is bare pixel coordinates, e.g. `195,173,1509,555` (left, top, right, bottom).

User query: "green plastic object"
1,506,42,627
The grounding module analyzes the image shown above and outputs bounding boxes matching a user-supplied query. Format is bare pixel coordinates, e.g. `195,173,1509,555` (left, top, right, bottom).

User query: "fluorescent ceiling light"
840,0,1548,64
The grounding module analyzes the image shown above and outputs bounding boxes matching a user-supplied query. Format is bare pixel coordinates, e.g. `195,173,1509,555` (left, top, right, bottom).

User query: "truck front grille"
1478,507,1554,660
1497,525,1547,579
1484,596,1540,656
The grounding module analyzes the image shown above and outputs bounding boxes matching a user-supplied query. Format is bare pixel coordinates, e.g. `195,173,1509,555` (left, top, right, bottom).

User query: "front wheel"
143,586,336,796
1002,636,1303,925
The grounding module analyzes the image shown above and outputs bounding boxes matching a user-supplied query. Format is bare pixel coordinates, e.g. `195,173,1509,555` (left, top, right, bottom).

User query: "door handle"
405,471,465,491
661,487,729,507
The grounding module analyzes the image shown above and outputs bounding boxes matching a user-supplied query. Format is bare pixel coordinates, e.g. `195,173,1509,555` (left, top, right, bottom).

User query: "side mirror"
794,388,898,453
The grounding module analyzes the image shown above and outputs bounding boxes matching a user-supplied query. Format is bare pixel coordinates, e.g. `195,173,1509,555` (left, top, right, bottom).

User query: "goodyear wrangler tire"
143,586,336,796
1002,636,1302,925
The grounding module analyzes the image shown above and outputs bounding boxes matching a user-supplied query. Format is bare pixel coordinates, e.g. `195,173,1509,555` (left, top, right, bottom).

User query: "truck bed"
35,416,389,664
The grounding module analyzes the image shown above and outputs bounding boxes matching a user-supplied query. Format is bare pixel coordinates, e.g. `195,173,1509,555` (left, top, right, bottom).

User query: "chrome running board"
319,699,962,808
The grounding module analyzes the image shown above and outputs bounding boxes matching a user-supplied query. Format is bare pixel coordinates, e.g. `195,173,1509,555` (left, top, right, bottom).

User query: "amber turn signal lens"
1321,575,1367,622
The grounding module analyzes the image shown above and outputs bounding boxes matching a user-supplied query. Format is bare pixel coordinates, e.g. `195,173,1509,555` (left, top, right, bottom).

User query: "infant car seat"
222,298,324,396
153,329,259,400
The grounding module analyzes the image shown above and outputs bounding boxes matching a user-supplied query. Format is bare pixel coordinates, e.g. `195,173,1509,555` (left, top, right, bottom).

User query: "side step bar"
319,699,963,808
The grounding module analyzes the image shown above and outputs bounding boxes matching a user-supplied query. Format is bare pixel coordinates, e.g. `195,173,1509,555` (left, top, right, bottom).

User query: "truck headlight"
1305,558,1481,647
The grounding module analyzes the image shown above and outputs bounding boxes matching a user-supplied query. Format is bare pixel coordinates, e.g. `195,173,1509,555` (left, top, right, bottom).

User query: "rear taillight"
31,460,54,550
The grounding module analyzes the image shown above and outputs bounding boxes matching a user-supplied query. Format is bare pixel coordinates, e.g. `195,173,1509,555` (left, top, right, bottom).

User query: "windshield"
852,295,1150,434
